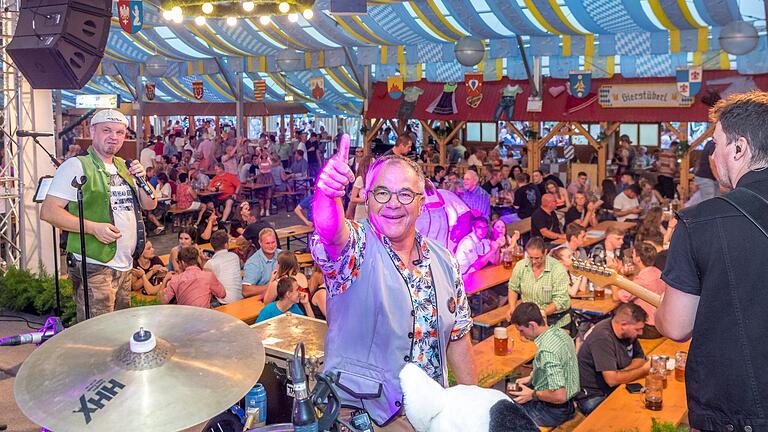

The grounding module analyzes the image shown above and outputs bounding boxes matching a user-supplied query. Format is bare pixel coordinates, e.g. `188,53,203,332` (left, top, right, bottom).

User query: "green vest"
66,148,140,263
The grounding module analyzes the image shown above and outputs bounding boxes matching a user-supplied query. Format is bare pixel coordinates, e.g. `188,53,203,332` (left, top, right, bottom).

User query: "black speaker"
6,0,112,89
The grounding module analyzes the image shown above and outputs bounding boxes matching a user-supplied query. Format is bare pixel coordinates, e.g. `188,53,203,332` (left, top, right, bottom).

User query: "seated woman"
544,179,570,213
175,172,207,226
256,276,314,323
169,226,206,272
307,264,327,320
263,250,309,304
147,172,172,234
488,219,520,266
549,246,589,297
130,241,166,294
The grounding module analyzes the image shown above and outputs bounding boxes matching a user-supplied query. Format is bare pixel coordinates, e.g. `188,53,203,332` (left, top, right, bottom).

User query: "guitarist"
41,110,157,322
656,92,768,431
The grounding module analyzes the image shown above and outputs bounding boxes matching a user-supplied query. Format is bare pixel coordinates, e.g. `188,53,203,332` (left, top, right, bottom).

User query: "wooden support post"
214,115,220,137
421,120,444,165
262,115,267,134
364,119,385,155
531,121,563,174
526,122,540,174
677,122,690,201
143,116,150,140
280,115,285,138
289,114,295,139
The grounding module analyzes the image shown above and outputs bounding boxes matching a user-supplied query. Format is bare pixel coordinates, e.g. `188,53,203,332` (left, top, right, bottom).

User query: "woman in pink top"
615,242,667,339
175,172,207,226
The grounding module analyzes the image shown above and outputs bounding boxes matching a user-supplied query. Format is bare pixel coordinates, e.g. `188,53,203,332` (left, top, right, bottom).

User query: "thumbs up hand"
316,134,355,199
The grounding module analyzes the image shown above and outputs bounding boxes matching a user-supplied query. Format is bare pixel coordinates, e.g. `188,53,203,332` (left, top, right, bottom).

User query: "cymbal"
15,305,265,432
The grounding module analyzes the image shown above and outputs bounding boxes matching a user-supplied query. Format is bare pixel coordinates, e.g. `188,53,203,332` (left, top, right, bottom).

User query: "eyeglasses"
370,186,422,205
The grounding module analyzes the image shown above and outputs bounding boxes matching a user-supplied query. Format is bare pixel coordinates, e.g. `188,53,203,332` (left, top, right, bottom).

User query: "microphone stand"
31,136,63,316
71,176,91,320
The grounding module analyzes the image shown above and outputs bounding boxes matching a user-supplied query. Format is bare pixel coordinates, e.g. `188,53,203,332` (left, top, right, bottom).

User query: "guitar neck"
602,273,662,308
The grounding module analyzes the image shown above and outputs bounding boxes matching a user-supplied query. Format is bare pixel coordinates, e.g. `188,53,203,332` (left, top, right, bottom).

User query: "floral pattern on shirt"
310,220,473,382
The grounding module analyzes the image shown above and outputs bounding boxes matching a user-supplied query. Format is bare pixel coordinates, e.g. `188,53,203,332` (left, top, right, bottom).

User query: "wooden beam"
527,122,541,174
604,121,621,137
505,121,529,146
571,122,600,150
363,118,385,154
443,121,465,146
663,122,684,140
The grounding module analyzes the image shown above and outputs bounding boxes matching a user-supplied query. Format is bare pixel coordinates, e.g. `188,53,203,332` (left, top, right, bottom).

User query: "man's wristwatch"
531,390,539,401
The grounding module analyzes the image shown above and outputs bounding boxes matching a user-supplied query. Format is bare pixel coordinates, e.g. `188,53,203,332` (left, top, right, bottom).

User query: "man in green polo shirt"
506,236,572,329
508,302,579,427
41,109,157,321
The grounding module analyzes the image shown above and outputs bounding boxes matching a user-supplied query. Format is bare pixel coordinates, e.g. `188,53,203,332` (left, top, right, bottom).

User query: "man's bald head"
541,193,557,211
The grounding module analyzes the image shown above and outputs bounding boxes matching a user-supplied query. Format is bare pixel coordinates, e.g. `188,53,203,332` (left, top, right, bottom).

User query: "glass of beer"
494,327,508,356
512,244,524,267
502,249,514,269
651,356,669,388
645,372,664,411
593,284,605,299
675,351,687,382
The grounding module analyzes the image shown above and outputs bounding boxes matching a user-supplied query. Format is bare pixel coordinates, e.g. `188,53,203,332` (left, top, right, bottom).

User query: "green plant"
651,419,689,432
131,295,161,307
675,140,690,159
0,267,77,326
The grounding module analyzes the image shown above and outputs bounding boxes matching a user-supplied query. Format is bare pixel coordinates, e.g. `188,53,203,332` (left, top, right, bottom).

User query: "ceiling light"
259,15,271,25
243,1,255,12
288,13,298,22
171,6,183,23
194,15,206,26
302,9,313,19
202,2,213,14
278,2,290,13
162,9,173,20
226,16,237,26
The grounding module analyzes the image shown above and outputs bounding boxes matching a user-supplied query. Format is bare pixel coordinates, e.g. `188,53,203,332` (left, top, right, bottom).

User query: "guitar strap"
715,187,768,240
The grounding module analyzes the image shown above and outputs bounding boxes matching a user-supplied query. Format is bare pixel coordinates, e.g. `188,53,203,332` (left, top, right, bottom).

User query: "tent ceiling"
61,0,765,117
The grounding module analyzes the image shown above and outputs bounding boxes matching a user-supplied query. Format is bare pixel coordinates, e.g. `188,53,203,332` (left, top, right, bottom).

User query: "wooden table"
573,338,691,432
296,252,314,268
571,296,620,315
276,224,314,249
554,221,637,248
215,296,266,324
464,265,513,296
240,183,272,202
473,325,537,388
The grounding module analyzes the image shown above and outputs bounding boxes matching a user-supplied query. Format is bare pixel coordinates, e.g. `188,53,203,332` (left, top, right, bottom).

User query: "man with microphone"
311,135,476,430
41,109,157,321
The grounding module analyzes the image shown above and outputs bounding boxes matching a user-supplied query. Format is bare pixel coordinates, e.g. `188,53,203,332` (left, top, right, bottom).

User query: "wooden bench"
168,205,198,231
570,297,620,315
474,306,508,328
275,224,314,249
215,296,266,324
273,191,302,212
573,338,691,432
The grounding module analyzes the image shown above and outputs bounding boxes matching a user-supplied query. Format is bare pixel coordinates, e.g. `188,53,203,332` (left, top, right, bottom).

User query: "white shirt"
613,192,640,222
352,176,368,221
139,147,155,169
296,141,308,160
204,249,244,304
455,232,491,275
47,157,137,271
158,182,172,202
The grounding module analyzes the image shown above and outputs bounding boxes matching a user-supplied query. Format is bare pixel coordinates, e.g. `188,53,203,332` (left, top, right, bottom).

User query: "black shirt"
653,250,667,271
662,169,768,430
482,180,502,196
577,319,645,397
531,208,562,239
513,184,541,219
306,139,320,165
564,206,586,227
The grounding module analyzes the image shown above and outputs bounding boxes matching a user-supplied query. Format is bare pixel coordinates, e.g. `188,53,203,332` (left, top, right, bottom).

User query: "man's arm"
655,286,698,341
126,160,158,210
41,196,121,244
294,204,312,226
312,135,354,260
446,334,477,385
602,360,651,387
539,227,565,240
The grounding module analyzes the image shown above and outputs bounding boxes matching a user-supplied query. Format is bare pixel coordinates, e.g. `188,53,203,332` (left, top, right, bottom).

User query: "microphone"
16,130,53,138
0,329,56,346
124,159,156,200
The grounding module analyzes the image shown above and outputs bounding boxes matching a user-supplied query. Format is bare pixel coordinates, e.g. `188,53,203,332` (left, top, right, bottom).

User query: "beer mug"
675,351,687,382
493,327,508,356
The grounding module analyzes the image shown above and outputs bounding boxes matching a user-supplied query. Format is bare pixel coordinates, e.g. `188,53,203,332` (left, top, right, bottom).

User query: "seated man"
455,216,497,275
290,149,309,178
552,222,588,261
158,246,226,308
588,226,625,268
613,184,642,223
256,276,314,323
567,171,593,199
576,303,650,415
508,302,579,428
208,162,241,222
294,192,314,227
616,242,667,339
507,237,571,329
203,229,243,305
513,173,541,219
242,228,281,299
458,170,491,219
531,193,565,243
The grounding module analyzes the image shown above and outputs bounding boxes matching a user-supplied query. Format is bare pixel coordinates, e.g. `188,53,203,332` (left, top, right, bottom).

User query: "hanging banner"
387,76,403,99
117,0,143,34
598,83,694,108
192,80,204,100
145,82,155,101
253,79,266,100
464,72,483,108
310,76,325,100
676,66,702,97
569,70,591,98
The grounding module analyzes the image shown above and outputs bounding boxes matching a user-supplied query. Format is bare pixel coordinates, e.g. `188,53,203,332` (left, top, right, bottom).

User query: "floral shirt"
310,220,473,382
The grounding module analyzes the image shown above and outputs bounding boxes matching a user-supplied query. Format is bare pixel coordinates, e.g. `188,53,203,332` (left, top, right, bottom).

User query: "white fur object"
399,363,511,432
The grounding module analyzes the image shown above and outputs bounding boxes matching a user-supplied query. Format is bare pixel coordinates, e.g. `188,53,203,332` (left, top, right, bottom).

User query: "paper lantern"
454,36,484,67
277,50,304,72
145,55,169,77
719,21,758,56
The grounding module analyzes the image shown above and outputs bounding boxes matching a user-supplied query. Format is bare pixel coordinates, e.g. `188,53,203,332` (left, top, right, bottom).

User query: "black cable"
0,313,45,329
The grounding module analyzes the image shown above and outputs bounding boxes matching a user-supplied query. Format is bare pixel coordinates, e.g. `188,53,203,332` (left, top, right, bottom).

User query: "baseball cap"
90,109,129,127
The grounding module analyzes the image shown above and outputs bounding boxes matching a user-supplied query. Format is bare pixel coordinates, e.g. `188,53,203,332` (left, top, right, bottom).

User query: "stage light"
195,16,206,26
202,3,214,14
302,9,314,19
162,9,173,20
243,2,255,12
171,6,183,23
279,2,290,13
259,15,271,25
288,13,298,22
226,16,237,26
